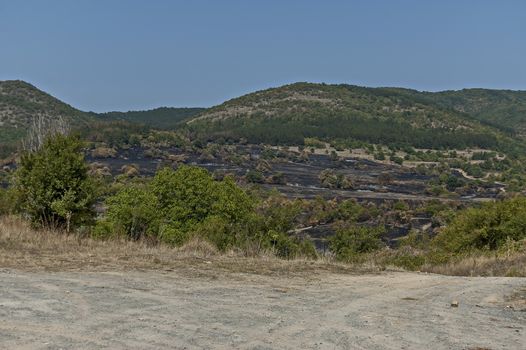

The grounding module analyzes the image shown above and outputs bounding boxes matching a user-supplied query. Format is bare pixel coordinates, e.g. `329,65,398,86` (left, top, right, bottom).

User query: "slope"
429,89,526,134
0,80,91,157
187,82,520,152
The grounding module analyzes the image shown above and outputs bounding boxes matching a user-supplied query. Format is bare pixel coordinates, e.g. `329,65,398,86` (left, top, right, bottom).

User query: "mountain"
96,107,205,129
2,80,526,159
0,80,91,157
187,82,524,153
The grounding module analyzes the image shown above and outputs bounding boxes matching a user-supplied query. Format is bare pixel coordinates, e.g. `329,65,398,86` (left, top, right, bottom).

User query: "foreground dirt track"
0,269,524,350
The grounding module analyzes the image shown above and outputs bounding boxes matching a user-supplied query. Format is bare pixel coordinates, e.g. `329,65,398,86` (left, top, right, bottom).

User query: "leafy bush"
246,170,264,183
13,134,95,231
97,186,160,240
433,196,526,253
0,188,15,215
99,166,316,258
329,226,385,261
267,230,317,259
101,166,257,249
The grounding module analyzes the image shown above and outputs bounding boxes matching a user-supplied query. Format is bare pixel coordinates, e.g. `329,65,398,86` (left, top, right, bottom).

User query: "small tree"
14,134,95,231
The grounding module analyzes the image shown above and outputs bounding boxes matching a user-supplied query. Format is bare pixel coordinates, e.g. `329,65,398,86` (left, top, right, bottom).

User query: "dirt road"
0,269,524,350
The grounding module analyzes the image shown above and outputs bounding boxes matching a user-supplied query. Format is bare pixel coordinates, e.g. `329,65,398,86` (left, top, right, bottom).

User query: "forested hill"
2,80,526,158
187,82,526,152
0,80,203,158
0,80,91,157
96,107,205,129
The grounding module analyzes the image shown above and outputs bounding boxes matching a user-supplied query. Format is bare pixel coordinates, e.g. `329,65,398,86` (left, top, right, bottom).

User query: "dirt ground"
0,268,524,350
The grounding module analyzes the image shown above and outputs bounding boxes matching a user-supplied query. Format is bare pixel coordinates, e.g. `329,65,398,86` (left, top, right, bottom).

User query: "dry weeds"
421,252,526,277
2,215,525,277
0,215,373,277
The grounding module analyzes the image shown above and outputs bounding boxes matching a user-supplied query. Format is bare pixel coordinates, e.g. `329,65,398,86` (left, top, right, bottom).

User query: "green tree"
13,134,95,231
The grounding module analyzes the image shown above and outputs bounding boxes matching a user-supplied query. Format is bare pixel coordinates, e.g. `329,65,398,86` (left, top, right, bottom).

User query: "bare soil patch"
0,270,524,349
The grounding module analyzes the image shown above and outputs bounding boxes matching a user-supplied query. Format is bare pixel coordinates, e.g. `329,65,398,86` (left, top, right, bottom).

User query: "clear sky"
1,0,525,112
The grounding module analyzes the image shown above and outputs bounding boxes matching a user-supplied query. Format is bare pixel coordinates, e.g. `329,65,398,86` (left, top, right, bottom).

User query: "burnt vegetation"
1,81,526,275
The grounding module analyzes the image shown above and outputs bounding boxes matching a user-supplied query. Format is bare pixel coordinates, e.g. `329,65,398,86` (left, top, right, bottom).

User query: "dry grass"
352,244,526,277
3,215,524,277
0,215,375,277
421,252,526,277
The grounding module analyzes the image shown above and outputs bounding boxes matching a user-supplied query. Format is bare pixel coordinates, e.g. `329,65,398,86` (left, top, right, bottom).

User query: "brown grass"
2,215,524,277
0,215,374,277
421,252,526,277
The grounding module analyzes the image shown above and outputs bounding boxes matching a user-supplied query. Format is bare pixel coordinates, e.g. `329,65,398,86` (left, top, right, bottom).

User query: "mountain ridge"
187,82,526,152
2,80,526,158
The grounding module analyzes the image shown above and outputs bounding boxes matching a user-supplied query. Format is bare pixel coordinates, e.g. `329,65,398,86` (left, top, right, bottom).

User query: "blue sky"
1,0,525,112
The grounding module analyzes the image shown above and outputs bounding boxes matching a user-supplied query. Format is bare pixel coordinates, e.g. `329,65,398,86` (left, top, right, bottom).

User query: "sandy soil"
0,269,524,350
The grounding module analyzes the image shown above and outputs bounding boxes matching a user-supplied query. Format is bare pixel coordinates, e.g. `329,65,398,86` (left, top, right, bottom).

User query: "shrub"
99,186,160,240
304,137,325,149
190,216,235,251
393,200,409,211
374,151,385,161
330,226,385,261
390,155,404,165
100,165,318,258
266,230,317,259
246,170,264,183
268,172,286,185
433,196,526,253
13,134,95,231
91,146,117,158
102,166,257,249
150,166,217,235
319,169,353,189
0,188,15,215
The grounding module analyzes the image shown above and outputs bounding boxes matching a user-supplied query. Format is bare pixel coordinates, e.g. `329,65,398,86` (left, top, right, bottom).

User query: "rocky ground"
0,269,524,350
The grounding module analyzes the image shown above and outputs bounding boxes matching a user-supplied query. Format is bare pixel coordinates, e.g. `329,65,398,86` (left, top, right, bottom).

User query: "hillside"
430,89,526,134
2,80,526,159
0,80,90,157
0,80,203,158
96,107,205,129
187,83,524,153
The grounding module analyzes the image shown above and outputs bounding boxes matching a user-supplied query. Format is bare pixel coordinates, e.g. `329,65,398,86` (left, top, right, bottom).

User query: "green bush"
99,186,160,240
101,166,257,249
91,219,116,239
0,188,15,215
330,226,385,261
13,134,95,231
151,166,217,228
151,166,255,238
190,216,236,251
99,166,317,258
246,170,264,183
433,196,526,253
267,230,317,259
